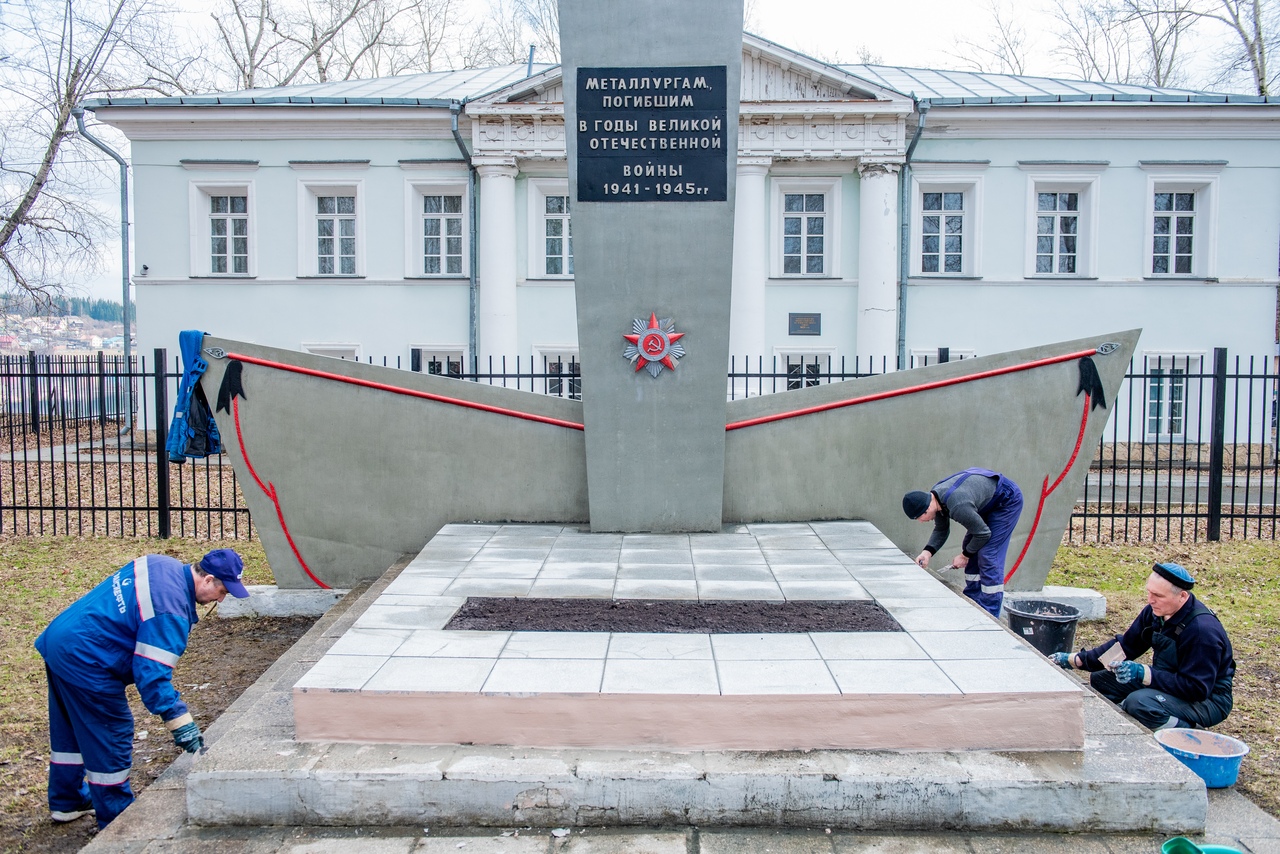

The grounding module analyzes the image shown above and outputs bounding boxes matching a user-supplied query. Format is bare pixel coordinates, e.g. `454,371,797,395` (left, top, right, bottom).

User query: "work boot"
50,803,95,823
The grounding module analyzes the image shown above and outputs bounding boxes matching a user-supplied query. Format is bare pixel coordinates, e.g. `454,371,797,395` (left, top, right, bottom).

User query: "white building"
89,34,1279,422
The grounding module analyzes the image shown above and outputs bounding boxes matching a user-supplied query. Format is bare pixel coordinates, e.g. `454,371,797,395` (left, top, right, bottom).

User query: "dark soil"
445,598,903,633
3,615,316,854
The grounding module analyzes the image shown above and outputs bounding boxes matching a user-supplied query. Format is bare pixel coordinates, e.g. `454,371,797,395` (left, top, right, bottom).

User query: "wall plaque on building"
576,66,728,203
788,313,822,336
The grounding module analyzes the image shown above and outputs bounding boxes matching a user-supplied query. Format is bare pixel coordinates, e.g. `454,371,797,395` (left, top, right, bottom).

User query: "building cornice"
922,104,1280,139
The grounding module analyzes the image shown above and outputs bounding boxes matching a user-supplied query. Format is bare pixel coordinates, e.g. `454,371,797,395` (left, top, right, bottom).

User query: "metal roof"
82,58,1276,110
82,64,557,108
842,65,1275,105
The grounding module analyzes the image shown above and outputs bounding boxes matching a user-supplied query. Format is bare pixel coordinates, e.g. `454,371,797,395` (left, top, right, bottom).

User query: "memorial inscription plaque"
576,66,728,203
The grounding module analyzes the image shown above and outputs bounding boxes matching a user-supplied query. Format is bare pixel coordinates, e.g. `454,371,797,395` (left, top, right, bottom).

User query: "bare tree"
1052,0,1195,85
0,0,168,298
517,0,558,63
1188,0,1277,94
950,0,1030,76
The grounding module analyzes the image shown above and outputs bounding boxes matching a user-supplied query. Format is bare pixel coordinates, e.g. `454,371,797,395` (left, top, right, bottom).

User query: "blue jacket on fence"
166,329,221,463
35,554,197,722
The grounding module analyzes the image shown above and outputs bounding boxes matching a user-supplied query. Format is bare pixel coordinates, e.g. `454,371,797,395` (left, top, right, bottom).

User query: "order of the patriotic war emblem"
623,313,685,377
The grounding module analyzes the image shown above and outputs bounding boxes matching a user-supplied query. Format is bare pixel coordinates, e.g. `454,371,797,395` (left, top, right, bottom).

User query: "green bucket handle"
1161,837,1243,854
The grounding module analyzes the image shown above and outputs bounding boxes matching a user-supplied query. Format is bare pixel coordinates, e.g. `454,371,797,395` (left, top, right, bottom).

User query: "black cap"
903,490,931,519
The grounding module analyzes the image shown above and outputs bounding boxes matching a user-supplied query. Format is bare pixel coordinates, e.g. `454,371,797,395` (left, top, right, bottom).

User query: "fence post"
1207,347,1228,542
97,350,108,428
154,348,171,539
27,350,39,434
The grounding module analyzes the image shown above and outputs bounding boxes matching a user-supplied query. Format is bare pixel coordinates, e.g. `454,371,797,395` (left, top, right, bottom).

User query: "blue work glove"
171,721,204,753
1112,661,1148,685
1049,652,1073,669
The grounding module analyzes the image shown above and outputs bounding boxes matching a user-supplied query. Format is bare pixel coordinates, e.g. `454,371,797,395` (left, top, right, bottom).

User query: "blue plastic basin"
1154,728,1249,788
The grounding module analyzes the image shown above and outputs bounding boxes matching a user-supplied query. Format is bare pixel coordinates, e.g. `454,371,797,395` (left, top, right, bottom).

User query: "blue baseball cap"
200,549,249,598
1152,561,1194,590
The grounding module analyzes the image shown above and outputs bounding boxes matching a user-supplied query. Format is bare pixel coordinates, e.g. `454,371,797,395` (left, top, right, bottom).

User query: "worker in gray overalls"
902,468,1024,617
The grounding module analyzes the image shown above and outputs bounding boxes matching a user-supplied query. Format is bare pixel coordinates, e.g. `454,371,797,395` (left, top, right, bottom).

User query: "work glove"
1112,661,1148,685
171,721,204,753
1049,652,1073,669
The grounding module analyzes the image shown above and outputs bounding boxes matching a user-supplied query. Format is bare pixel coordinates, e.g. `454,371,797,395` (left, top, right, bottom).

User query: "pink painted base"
294,688,1083,750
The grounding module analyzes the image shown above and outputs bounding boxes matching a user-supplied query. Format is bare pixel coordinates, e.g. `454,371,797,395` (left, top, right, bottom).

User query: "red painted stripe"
232,396,330,590
1004,391,1093,584
227,352,585,431
725,349,1098,431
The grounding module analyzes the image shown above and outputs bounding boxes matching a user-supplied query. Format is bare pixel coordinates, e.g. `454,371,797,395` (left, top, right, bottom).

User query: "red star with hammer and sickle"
623,313,685,375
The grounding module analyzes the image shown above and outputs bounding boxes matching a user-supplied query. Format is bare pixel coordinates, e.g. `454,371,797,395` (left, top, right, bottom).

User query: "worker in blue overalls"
35,549,249,828
902,468,1024,617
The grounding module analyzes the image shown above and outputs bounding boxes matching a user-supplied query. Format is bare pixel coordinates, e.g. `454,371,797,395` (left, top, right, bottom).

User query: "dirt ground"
1,615,315,854
446,597,902,633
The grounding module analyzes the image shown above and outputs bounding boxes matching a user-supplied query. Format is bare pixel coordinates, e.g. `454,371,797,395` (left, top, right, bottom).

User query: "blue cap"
1153,561,1194,590
200,549,249,598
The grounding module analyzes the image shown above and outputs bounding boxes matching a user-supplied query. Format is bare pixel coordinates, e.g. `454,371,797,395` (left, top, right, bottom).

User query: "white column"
476,158,519,366
730,157,771,375
856,160,902,367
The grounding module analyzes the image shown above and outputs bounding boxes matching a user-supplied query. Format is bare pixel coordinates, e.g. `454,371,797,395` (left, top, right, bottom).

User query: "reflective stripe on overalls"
937,468,1023,617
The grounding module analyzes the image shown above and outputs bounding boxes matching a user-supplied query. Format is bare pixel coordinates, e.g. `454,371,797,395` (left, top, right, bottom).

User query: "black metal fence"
2,348,1275,543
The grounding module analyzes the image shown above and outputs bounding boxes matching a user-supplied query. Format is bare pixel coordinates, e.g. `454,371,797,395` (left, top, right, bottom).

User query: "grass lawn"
1049,539,1280,818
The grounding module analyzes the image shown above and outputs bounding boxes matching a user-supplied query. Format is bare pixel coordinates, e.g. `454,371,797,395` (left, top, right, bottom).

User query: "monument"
178,0,1206,835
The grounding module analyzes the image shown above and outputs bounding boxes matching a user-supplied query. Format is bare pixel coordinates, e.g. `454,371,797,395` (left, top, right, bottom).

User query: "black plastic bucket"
1004,599,1081,656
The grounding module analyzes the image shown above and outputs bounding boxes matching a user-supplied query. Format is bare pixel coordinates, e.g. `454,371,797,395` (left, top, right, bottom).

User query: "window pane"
784,193,803,212
944,254,962,272
444,195,462,213
318,220,334,237
546,257,563,275
923,235,940,254
340,238,355,256
922,216,939,234
211,237,226,255
784,236,802,254
546,196,565,214
446,219,462,236
1175,236,1193,254
425,256,441,274
1154,217,1170,235
233,219,248,236
1058,255,1076,273
1059,236,1076,254
1175,193,1194,211
212,257,227,273
784,256,801,274
337,196,355,214
923,256,939,272
806,236,823,255
923,193,941,211
1037,216,1054,234
318,237,333,255
1176,217,1194,235
783,217,801,235
943,192,963,210
944,235,962,253
211,196,228,214
424,219,441,236
1059,193,1078,211
1037,193,1057,211
318,197,335,214
1153,235,1169,254
340,257,355,275
806,255,823,273
319,257,334,274
424,195,442,213
546,238,562,257
1175,256,1192,274
232,237,247,254
945,216,963,234
447,257,462,274
233,257,248,274
339,219,355,237
211,220,227,236
1154,193,1172,212
1059,216,1078,235
804,194,824,212
426,237,440,255
807,216,824,235
1037,236,1053,254
1153,256,1168,274
546,220,563,237
1036,255,1053,273
446,237,462,255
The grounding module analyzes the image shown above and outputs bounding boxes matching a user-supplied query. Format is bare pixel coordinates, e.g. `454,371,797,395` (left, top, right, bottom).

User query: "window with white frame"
188,181,256,278
298,182,363,277
772,178,841,278
774,347,837,391
535,347,581,398
1143,353,1203,439
1141,163,1221,279
302,343,360,361
544,195,573,276
404,177,469,278
411,347,465,376
527,179,574,279
911,165,985,278
1020,164,1104,278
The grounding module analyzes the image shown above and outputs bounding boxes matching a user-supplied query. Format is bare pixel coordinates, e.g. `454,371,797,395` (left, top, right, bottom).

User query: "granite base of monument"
184,522,1206,832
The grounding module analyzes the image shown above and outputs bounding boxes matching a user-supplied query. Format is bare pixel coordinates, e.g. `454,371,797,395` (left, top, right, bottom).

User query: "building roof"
843,64,1275,105
83,64,557,108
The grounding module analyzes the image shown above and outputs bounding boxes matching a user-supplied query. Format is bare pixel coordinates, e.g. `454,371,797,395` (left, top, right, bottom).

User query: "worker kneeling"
35,549,249,828
1051,562,1234,731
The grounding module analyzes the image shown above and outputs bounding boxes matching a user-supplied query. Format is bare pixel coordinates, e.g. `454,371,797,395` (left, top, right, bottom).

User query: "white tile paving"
299,521,1080,702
